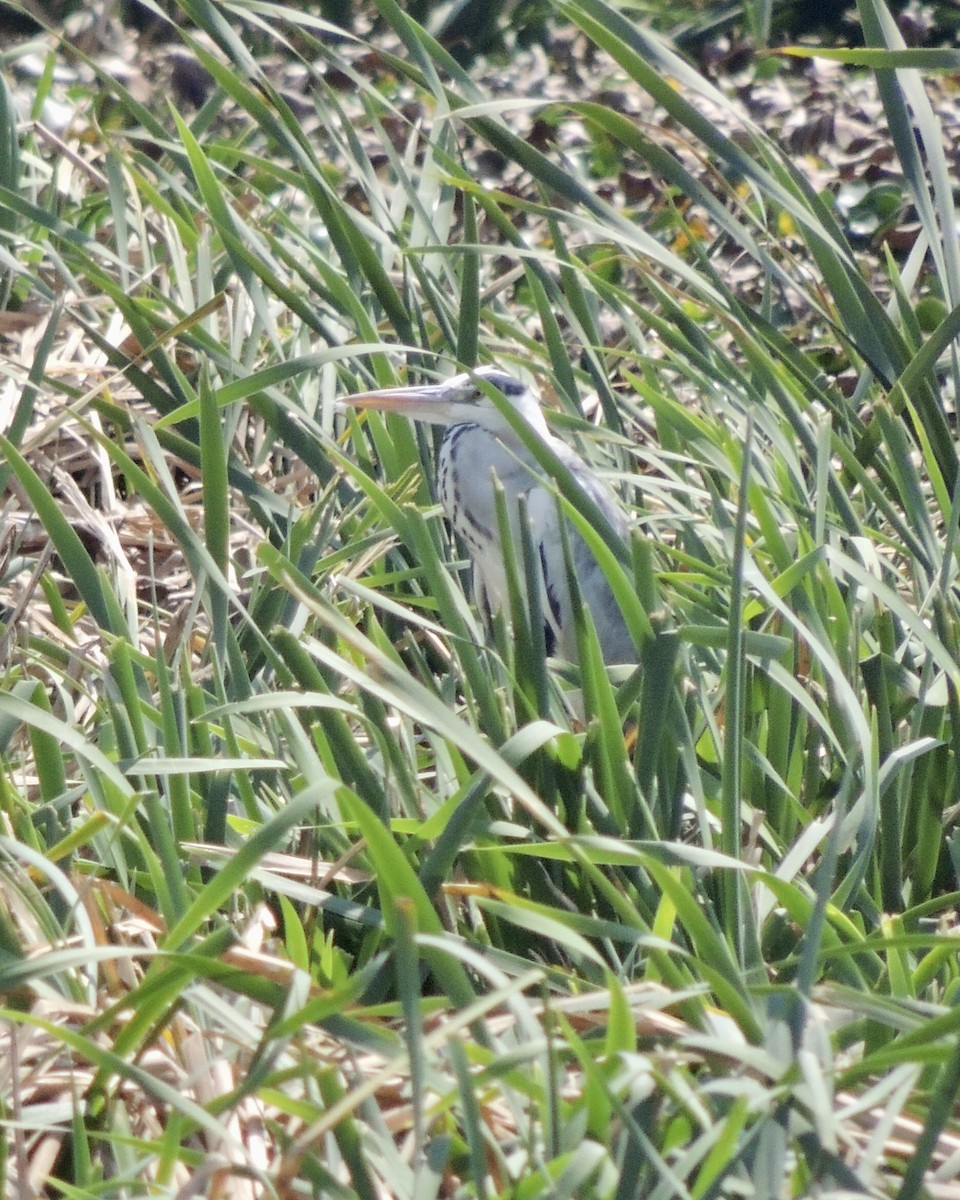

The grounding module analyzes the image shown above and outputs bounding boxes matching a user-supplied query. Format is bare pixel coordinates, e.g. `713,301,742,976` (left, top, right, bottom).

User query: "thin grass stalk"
720,415,752,964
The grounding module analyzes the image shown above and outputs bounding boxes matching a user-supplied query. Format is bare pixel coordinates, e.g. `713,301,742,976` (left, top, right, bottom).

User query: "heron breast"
438,422,503,547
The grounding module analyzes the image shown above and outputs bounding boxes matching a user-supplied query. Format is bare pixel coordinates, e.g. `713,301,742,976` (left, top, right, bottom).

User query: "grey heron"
345,365,636,665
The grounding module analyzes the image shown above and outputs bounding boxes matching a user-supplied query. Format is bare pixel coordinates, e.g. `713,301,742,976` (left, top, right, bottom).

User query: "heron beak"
343,382,452,422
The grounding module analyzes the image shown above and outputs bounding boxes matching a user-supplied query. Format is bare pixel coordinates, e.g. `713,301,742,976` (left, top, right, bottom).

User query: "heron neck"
439,415,558,458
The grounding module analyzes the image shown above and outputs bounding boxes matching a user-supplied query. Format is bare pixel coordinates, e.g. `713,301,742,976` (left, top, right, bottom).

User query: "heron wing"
521,484,572,659
524,455,635,665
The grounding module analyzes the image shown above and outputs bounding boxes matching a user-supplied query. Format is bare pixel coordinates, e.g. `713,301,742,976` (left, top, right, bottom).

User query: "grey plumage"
345,365,636,665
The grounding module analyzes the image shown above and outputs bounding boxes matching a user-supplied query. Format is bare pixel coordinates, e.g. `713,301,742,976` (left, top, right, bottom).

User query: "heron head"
344,365,549,437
